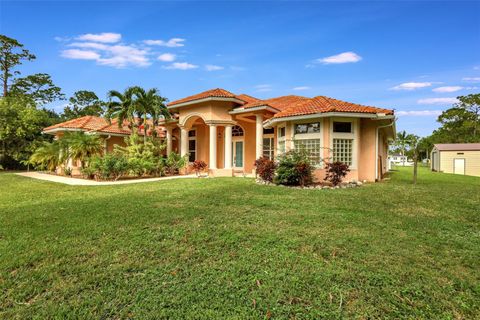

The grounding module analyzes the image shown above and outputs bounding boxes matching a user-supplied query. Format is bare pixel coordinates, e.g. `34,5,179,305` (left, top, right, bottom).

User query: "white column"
166,127,172,155
180,127,188,157
224,125,232,169
256,114,263,159
209,124,217,169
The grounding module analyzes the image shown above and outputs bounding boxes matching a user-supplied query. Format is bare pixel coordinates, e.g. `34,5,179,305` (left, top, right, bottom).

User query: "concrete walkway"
16,172,198,186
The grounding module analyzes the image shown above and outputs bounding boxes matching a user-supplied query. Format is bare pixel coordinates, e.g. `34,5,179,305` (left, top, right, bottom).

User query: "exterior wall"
106,136,127,153
431,148,440,171
274,116,389,182
438,150,480,177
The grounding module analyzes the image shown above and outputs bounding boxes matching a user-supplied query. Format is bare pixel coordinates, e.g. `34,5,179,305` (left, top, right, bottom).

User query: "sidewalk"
16,172,198,186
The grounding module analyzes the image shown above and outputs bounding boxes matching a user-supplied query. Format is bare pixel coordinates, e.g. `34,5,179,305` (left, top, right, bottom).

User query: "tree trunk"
413,149,418,185
143,114,147,143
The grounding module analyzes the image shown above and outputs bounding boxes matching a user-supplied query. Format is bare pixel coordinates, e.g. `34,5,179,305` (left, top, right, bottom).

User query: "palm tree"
105,87,138,134
396,131,409,157
132,87,170,142
64,132,103,168
29,141,62,172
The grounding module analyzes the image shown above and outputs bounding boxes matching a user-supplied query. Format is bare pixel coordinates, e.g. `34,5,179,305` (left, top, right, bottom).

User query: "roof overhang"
229,105,279,115
42,128,85,135
263,112,395,128
167,97,245,110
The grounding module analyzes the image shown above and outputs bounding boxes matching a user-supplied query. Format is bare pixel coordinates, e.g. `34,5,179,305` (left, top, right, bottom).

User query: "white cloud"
76,32,121,43
69,42,109,50
462,77,480,82
255,84,272,92
396,110,442,116
62,38,150,68
205,64,224,71
432,86,463,93
163,62,198,70
293,86,311,91
391,82,432,91
144,38,185,47
316,51,362,64
61,49,100,60
157,53,176,62
417,97,458,105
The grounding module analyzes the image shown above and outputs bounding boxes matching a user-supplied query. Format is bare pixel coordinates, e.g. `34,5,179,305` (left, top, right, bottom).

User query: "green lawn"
0,167,479,319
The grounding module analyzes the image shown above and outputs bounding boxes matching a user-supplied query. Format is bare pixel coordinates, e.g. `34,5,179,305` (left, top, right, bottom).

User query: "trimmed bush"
254,156,277,182
274,150,314,187
165,152,188,175
324,161,350,186
87,154,130,181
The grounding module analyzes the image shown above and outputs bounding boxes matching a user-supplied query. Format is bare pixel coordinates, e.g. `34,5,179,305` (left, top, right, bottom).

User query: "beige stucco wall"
438,150,480,177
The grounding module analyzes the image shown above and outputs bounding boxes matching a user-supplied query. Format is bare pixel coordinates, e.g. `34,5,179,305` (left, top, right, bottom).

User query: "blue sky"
1,1,479,136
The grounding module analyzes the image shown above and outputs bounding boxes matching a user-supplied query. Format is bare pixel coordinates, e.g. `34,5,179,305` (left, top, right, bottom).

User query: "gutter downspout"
375,121,395,181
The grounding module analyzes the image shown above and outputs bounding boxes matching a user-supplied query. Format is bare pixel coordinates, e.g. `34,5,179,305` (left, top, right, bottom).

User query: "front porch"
164,111,268,177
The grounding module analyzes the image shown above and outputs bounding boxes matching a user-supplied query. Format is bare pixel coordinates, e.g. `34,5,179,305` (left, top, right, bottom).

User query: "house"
388,154,412,167
44,88,396,181
431,143,480,177
43,116,166,175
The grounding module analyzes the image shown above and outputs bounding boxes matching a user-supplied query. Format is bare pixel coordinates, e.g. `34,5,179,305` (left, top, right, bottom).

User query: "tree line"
0,35,169,169
391,93,480,161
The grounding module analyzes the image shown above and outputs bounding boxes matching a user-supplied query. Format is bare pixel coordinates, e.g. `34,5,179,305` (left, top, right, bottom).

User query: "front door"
232,140,244,168
454,158,465,175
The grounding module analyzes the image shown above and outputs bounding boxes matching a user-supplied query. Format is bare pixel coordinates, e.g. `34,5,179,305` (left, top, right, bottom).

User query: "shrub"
81,165,96,180
324,161,350,186
86,154,130,181
192,160,207,176
274,150,314,187
165,152,188,175
114,135,166,177
254,156,277,182
64,167,72,176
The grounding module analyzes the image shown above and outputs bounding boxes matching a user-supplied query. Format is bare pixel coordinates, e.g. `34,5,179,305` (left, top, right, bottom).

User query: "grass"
0,167,479,319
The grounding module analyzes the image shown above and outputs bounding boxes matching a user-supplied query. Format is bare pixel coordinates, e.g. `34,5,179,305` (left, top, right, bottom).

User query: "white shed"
431,143,480,177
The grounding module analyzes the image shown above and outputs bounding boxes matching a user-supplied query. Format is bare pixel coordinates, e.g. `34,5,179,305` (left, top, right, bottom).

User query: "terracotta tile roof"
242,95,310,111
43,116,166,137
273,96,394,118
434,143,480,151
235,94,259,104
168,88,242,106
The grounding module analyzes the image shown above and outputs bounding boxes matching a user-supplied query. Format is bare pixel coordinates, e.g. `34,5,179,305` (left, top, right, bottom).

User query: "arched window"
232,125,244,137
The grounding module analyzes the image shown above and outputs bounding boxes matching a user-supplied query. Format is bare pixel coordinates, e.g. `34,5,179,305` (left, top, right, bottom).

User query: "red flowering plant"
324,161,350,186
254,156,277,183
192,160,208,177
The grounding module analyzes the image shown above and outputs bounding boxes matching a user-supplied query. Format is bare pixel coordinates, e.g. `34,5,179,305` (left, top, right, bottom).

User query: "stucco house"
44,88,396,181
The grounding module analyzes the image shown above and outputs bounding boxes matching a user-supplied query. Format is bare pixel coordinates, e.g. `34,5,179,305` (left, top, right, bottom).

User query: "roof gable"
168,88,243,107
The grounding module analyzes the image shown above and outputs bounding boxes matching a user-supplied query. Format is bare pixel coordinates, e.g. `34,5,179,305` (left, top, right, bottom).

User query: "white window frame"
330,118,359,169
188,128,197,162
277,124,286,156
263,134,274,160
291,119,324,168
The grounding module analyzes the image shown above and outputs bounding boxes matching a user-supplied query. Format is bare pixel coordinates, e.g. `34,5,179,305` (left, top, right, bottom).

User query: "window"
188,129,196,162
278,140,286,154
294,139,322,165
263,128,274,134
295,122,320,134
333,121,352,133
232,125,244,136
333,139,353,166
263,137,274,159
277,126,286,155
